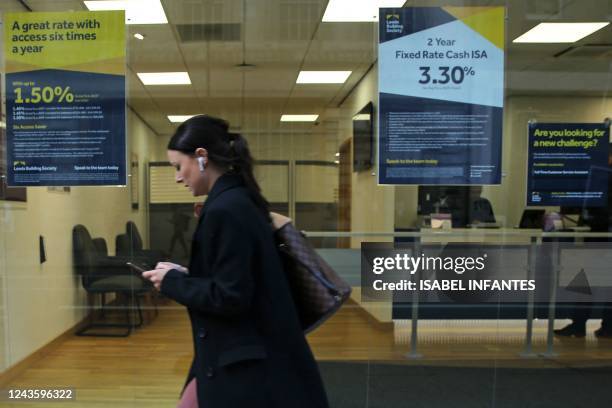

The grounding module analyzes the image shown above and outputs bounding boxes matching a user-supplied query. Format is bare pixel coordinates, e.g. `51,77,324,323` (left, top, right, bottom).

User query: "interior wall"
394,186,419,229
338,65,395,322
0,109,155,371
0,207,8,371
339,65,395,242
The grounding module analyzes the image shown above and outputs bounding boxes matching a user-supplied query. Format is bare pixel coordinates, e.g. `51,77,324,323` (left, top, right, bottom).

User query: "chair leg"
100,293,106,318
144,291,159,321
125,293,133,330
137,295,144,327
76,292,132,337
153,292,159,316
125,291,145,329
131,293,144,328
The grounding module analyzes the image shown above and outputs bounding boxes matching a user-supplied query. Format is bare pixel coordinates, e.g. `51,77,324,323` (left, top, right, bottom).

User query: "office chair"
73,225,153,337
116,221,166,267
92,237,108,257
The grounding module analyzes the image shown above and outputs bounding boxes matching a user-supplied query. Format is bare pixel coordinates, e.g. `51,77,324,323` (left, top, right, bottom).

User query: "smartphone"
126,262,147,273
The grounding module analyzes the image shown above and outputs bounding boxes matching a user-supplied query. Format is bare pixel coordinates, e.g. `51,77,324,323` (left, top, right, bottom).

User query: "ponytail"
229,132,270,217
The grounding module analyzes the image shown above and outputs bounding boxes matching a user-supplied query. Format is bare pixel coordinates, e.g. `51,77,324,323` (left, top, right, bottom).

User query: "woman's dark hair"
167,115,270,216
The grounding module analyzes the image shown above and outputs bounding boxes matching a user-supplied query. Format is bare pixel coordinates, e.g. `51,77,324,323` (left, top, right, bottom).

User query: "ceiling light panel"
84,0,168,25
137,72,191,85
353,114,371,121
168,115,195,123
513,22,609,43
322,0,405,22
296,71,352,84
280,115,319,122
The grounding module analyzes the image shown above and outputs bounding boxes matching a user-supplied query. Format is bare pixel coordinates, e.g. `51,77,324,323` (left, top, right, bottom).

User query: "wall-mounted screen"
352,102,373,172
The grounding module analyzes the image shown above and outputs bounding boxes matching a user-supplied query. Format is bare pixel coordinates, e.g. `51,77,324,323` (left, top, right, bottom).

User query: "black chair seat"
88,275,151,293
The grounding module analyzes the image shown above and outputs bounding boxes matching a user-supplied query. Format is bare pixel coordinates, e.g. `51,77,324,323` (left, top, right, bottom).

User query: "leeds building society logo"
385,13,403,33
13,161,26,170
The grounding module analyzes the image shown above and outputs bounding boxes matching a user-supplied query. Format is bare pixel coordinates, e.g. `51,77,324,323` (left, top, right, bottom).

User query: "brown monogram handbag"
274,221,352,334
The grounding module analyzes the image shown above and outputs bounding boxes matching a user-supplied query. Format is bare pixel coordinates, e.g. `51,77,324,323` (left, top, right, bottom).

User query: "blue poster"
378,7,504,185
4,11,126,186
527,122,609,207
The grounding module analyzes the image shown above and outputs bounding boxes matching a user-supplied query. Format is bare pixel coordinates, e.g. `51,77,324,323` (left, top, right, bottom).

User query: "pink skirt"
177,378,198,408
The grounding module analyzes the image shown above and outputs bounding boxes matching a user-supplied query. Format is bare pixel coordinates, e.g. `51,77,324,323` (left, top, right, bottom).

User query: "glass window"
1,1,611,406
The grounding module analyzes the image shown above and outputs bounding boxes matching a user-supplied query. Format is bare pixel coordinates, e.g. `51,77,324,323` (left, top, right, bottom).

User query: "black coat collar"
201,173,243,213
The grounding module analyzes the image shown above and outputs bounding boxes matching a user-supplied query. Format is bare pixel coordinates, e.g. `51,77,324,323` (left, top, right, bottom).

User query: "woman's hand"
156,261,188,274
270,212,291,231
142,268,168,291
142,262,188,290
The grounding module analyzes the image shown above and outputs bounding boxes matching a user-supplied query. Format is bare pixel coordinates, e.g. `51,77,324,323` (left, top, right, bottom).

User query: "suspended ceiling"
0,0,610,136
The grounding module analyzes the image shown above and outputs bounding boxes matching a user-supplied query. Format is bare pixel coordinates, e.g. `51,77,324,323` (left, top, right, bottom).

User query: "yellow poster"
4,11,126,186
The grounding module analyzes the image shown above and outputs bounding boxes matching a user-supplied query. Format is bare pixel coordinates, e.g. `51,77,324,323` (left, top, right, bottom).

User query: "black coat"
161,173,329,407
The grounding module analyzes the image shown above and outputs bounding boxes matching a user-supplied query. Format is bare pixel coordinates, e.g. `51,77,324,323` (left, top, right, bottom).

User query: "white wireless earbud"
197,157,206,172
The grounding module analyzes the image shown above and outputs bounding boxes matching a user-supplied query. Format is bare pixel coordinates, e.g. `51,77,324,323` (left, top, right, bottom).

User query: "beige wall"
0,109,156,371
337,65,395,241
337,66,395,321
0,210,7,370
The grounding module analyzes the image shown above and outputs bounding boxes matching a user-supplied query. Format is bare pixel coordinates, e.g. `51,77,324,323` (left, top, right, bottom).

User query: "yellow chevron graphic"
443,7,505,50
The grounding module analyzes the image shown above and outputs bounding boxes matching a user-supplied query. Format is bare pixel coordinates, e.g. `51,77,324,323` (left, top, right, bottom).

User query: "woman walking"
142,115,329,408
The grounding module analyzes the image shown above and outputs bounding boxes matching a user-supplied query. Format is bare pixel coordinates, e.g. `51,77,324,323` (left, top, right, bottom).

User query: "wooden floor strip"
1,300,612,406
